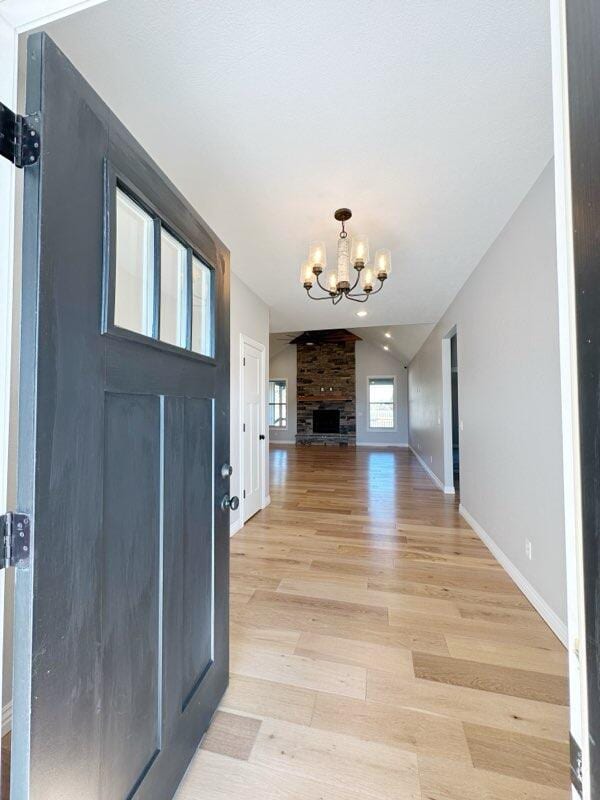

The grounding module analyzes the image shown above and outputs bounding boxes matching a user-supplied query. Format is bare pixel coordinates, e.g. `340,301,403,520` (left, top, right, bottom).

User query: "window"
110,177,215,359
191,255,213,357
114,189,154,336
160,228,187,347
368,377,395,429
269,379,287,428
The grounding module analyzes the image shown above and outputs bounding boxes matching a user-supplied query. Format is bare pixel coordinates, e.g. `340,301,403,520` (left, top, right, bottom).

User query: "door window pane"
191,256,213,356
114,189,154,335
368,377,395,428
160,229,188,347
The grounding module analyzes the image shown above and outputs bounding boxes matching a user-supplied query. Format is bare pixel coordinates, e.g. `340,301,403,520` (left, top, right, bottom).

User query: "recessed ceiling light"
383,345,390,351
384,332,392,339
356,311,368,317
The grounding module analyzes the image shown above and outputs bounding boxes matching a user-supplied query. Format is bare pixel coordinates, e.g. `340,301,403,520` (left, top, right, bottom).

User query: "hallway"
177,445,569,799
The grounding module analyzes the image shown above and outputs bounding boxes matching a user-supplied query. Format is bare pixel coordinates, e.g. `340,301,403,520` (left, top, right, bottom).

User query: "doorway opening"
450,333,460,492
441,325,458,495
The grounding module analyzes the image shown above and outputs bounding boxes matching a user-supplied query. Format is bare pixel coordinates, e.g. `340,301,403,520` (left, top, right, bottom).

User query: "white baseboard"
230,518,243,537
356,442,409,447
270,439,296,445
2,701,11,736
459,503,568,646
262,494,271,509
409,446,455,494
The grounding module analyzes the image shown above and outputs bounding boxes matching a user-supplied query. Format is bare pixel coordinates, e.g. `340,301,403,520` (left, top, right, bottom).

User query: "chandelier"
300,208,391,305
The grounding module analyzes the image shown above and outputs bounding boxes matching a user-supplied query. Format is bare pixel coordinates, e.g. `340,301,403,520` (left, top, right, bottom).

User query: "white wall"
230,272,270,533
269,345,297,444
355,340,408,445
408,161,567,633
268,339,408,446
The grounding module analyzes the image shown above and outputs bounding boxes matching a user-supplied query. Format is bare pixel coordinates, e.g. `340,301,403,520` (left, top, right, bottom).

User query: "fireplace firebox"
313,409,340,434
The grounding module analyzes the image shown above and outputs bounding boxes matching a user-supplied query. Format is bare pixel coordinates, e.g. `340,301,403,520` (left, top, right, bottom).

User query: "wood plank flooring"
176,445,569,800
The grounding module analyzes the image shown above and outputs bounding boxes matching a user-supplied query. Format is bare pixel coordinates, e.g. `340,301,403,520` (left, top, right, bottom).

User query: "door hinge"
243,423,246,432
0,104,40,168
243,490,246,499
570,734,583,797
0,512,31,568
243,357,246,366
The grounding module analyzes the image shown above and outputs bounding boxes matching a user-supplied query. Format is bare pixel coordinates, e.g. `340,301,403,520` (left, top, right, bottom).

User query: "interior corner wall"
408,160,567,628
230,272,270,533
355,341,408,445
269,345,297,443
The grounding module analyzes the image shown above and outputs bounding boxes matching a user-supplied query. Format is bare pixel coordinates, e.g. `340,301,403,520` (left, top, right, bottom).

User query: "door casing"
238,333,266,528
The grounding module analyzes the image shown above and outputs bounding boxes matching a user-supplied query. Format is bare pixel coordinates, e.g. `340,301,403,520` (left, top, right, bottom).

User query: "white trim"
409,445,455,494
356,442,409,448
551,0,588,790
2,701,11,736
0,0,108,32
459,503,568,647
239,333,267,524
229,518,243,538
367,374,397,431
270,439,295,445
262,494,271,509
0,16,17,789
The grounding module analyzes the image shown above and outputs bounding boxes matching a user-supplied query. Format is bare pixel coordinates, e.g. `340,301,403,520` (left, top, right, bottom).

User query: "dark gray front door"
13,33,230,800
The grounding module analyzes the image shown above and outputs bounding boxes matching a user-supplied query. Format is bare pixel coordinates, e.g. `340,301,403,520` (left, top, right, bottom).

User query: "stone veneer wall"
296,341,356,445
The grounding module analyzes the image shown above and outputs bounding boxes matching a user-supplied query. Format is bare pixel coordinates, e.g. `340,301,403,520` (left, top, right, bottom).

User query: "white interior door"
242,338,264,522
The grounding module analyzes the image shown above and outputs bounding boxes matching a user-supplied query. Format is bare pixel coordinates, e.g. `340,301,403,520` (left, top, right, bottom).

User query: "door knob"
221,494,239,511
259,434,265,440
220,463,233,478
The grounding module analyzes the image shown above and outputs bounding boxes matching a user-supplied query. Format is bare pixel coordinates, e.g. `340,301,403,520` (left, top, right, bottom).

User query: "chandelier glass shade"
301,209,391,304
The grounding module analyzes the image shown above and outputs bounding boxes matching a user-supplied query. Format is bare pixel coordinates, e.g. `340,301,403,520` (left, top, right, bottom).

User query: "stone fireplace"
291,329,360,446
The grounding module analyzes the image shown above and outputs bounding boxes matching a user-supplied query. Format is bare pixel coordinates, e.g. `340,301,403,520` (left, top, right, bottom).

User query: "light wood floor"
176,445,570,800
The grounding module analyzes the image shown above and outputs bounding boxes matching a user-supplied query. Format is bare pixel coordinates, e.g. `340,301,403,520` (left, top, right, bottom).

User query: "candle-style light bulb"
300,261,314,287
374,248,392,277
309,241,327,272
351,235,370,267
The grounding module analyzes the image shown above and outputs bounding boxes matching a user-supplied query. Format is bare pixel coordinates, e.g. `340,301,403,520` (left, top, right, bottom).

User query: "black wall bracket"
0,103,40,168
0,512,30,569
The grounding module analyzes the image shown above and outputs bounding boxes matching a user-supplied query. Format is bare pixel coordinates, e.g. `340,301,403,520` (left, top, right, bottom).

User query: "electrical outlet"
525,538,532,560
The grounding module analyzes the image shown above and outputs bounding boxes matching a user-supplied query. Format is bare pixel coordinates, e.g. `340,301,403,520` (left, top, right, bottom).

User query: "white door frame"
239,333,267,526
441,325,457,495
550,2,588,796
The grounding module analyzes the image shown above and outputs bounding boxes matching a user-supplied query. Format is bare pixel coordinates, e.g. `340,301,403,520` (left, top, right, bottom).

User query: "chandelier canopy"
301,208,391,305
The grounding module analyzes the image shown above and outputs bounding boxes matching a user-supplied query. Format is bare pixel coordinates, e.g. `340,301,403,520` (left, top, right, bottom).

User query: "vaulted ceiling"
41,0,553,332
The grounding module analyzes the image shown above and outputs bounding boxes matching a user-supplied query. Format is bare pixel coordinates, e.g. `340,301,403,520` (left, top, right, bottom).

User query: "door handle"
221,494,239,512
220,463,233,478
259,434,265,440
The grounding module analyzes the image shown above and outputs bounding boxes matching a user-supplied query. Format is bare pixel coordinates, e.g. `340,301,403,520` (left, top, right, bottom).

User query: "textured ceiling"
40,0,553,332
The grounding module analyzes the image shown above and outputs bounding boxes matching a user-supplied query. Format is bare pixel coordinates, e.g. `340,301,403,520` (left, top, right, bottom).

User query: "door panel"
14,33,230,800
102,393,161,800
182,397,214,709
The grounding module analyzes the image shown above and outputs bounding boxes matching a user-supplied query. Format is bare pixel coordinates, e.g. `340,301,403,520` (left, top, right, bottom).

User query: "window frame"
367,375,396,431
103,161,216,364
269,378,288,429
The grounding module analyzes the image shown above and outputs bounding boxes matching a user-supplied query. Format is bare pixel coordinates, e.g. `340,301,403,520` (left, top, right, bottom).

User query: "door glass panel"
191,256,213,356
114,189,154,336
160,229,188,347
